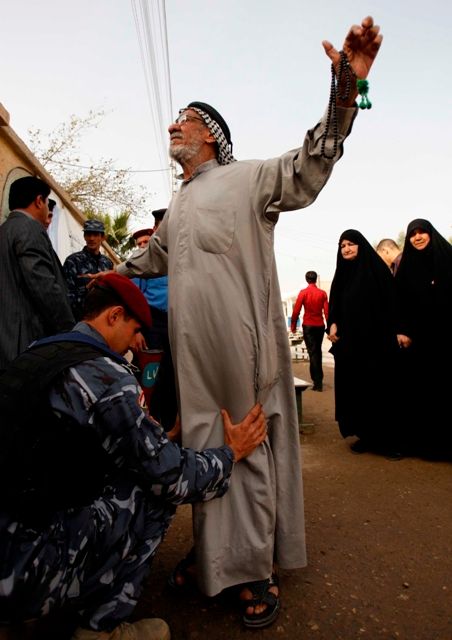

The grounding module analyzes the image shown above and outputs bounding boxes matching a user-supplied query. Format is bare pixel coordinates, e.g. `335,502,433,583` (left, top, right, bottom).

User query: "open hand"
85,269,116,289
222,403,267,461
322,16,383,79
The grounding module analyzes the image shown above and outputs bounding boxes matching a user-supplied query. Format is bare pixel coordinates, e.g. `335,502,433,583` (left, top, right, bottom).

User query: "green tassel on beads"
357,78,372,109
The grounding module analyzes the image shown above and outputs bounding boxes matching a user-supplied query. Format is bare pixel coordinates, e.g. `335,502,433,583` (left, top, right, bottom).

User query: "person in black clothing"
0,177,74,371
327,229,405,459
395,219,452,457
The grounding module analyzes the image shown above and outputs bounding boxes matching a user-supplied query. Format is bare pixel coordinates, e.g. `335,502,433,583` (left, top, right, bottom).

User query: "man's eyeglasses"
174,113,205,126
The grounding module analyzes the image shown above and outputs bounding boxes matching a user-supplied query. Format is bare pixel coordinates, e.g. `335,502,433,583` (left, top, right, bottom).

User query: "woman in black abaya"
327,229,403,456
395,219,452,456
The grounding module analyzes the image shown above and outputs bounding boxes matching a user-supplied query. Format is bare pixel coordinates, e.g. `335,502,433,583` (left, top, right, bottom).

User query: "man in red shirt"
291,271,329,391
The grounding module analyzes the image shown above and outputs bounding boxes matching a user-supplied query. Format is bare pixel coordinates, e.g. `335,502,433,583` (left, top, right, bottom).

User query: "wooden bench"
293,376,311,431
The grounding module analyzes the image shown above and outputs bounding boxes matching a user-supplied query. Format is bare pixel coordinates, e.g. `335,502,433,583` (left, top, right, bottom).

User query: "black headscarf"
395,218,452,338
328,230,401,442
328,229,399,347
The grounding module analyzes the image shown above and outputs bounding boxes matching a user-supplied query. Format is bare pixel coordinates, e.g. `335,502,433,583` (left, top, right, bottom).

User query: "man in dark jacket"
0,176,74,371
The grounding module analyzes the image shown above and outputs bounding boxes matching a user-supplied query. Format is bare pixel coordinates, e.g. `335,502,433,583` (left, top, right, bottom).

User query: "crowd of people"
290,223,452,461
324,223,452,460
327,230,407,459
1,13,447,640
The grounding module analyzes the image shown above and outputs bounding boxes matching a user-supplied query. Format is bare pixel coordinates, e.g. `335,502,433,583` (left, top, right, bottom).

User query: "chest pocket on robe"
193,206,236,254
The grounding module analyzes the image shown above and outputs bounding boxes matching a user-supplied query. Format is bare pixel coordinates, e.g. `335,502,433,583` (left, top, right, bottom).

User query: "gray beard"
169,140,202,164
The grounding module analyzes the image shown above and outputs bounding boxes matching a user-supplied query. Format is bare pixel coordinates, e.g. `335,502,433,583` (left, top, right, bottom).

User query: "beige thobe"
118,107,357,595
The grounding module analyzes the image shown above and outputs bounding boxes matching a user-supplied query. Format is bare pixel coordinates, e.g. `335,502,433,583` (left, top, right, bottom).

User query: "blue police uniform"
0,322,234,631
63,247,113,321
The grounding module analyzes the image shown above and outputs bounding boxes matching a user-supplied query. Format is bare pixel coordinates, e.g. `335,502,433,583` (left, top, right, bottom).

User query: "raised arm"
322,16,383,106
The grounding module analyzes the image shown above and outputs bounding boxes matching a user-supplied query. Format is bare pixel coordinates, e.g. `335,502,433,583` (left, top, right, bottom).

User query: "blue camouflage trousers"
0,482,175,631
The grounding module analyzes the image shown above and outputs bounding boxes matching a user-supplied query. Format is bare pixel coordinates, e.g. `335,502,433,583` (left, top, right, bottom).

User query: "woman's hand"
327,322,340,343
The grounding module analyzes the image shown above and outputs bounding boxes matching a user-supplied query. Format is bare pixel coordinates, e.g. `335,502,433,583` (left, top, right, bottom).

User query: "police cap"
84,219,105,234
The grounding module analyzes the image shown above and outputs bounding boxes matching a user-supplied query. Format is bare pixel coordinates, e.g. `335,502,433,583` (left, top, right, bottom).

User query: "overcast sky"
1,0,451,293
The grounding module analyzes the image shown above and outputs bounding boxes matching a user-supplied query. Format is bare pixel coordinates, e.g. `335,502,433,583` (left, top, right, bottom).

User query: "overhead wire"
160,1,178,194
131,0,175,196
42,158,170,173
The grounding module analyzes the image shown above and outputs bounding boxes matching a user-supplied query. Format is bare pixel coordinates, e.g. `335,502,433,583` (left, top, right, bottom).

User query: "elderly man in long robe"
111,16,382,629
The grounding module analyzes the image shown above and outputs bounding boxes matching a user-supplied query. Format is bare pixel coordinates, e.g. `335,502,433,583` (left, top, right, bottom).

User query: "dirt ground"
134,360,451,640
6,361,451,640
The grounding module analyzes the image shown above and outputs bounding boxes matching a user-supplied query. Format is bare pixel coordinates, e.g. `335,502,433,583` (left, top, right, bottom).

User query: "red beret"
132,227,154,240
96,273,152,329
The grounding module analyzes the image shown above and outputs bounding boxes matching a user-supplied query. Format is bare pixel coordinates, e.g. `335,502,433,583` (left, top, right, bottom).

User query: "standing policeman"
63,219,113,320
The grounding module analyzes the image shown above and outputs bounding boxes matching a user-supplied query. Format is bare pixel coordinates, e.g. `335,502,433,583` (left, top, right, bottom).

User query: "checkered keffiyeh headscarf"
184,101,236,165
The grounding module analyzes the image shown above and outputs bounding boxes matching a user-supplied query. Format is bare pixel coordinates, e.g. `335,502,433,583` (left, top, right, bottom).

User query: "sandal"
240,573,280,629
167,547,197,591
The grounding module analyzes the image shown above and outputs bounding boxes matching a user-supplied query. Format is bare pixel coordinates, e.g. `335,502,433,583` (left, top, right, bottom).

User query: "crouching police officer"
0,273,266,640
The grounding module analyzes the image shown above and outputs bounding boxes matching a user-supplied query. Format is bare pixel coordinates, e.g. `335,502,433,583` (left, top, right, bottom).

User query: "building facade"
0,102,117,265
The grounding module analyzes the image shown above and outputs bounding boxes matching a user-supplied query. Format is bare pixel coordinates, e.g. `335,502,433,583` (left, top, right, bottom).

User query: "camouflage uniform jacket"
46,322,234,504
63,247,113,320
0,322,234,627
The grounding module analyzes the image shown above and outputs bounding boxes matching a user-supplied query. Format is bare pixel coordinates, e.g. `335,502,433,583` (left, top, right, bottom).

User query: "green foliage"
84,209,135,261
